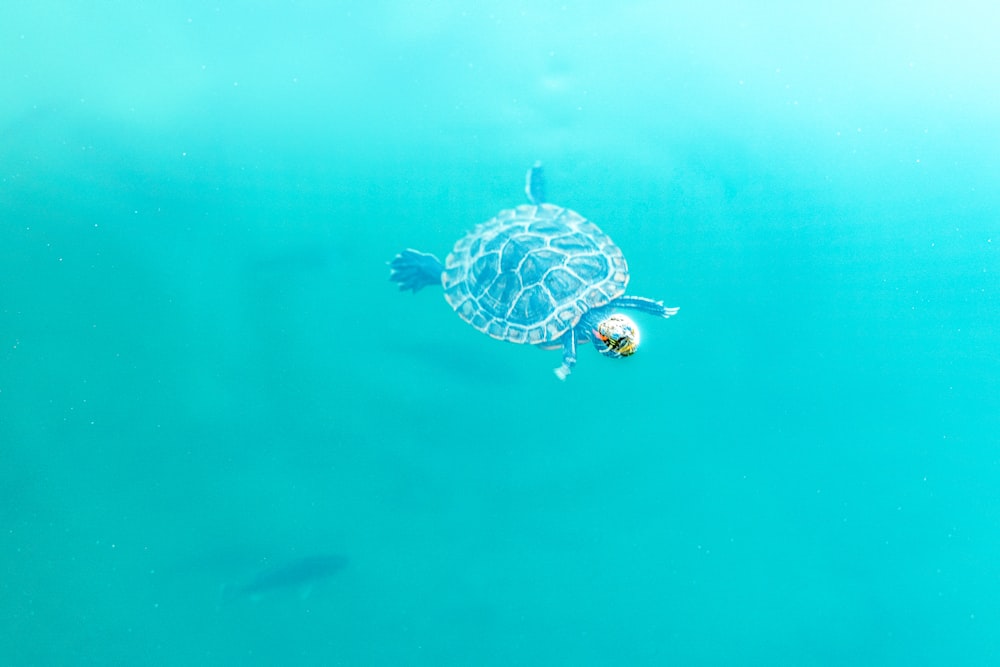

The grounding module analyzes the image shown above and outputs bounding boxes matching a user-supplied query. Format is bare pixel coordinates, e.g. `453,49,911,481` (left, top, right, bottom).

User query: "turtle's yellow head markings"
593,313,640,359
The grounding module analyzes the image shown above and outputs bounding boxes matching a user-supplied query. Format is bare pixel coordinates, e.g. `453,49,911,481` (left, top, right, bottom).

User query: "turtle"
389,162,679,379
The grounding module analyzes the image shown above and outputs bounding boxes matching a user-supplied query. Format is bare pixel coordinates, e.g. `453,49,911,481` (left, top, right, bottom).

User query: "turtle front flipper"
614,295,680,319
389,249,444,293
553,330,578,380
525,161,546,204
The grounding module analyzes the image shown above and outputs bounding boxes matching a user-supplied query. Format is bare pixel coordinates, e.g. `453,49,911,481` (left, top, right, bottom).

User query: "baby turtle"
389,163,679,379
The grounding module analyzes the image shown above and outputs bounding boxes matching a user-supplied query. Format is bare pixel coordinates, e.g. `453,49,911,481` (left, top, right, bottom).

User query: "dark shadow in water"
236,553,348,597
219,553,350,605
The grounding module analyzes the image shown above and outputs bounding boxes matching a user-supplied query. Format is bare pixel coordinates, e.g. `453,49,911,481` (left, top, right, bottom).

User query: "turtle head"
592,313,640,359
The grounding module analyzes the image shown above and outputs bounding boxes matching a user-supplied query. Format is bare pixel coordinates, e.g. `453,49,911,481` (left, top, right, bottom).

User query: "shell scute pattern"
500,235,547,272
468,254,497,295
508,283,555,326
542,268,584,297
566,254,608,280
520,250,563,285
442,203,628,343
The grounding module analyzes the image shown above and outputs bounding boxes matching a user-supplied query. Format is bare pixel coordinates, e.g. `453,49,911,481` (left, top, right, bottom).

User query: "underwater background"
2,1,999,665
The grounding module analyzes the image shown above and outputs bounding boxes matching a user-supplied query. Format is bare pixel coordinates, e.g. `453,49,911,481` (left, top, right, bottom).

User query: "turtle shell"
442,203,629,344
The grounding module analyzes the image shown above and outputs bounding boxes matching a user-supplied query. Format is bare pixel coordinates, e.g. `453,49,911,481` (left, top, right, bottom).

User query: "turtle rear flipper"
525,161,546,204
389,249,444,292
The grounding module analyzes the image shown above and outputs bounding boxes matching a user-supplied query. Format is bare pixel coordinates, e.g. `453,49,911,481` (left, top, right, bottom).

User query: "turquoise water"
3,2,999,665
